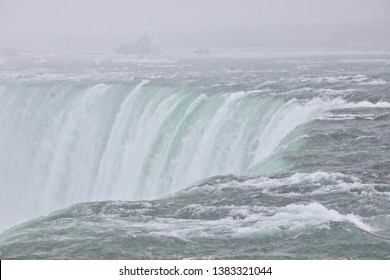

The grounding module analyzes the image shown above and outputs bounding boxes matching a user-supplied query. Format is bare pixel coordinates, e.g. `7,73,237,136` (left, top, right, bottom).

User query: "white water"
0,81,359,230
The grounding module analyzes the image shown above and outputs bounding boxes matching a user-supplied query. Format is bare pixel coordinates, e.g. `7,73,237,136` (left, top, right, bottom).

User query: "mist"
1,0,390,51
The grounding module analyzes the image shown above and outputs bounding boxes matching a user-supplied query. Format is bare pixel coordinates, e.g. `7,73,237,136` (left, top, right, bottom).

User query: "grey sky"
1,0,389,50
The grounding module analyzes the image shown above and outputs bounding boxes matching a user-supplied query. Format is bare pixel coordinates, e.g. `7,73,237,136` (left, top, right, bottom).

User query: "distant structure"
193,48,210,55
116,36,154,58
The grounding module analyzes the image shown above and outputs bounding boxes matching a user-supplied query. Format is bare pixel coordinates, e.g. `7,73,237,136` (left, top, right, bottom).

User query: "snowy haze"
1,0,390,51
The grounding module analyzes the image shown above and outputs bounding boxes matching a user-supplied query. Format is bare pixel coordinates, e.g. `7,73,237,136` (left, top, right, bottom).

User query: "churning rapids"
0,51,389,259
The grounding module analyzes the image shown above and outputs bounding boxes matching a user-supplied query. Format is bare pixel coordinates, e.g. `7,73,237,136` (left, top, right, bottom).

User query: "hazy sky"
1,0,389,50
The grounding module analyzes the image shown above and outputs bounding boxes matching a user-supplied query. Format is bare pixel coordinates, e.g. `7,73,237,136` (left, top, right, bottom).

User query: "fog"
1,0,390,51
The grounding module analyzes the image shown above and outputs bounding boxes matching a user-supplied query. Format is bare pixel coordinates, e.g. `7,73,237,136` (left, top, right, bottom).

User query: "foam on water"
296,74,388,85
0,167,387,259
186,171,386,199
122,202,374,238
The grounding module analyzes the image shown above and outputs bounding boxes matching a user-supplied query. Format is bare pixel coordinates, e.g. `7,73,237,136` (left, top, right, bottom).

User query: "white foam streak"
124,203,374,238
343,101,390,108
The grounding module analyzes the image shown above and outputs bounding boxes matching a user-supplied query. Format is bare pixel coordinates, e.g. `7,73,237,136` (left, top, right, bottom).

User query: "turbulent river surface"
0,50,389,259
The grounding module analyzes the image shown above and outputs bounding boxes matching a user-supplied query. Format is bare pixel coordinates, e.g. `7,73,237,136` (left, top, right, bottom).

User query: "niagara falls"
0,0,389,261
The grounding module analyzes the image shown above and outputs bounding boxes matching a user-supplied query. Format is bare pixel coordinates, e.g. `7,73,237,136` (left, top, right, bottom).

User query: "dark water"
0,51,389,259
